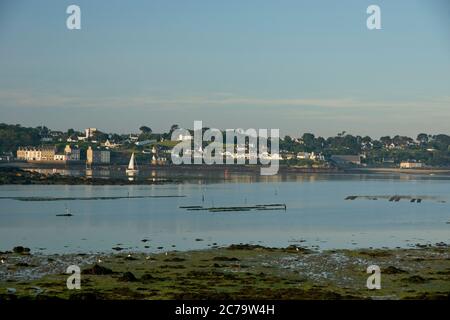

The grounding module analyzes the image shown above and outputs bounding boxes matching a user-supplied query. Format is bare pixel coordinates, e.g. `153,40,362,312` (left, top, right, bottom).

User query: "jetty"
180,203,287,213
344,195,441,203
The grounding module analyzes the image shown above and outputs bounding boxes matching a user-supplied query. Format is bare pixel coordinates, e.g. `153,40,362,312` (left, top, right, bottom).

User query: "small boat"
126,152,139,175
56,207,73,217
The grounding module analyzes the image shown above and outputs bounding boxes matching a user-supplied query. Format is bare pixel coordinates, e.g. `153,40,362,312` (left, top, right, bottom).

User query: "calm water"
0,173,449,253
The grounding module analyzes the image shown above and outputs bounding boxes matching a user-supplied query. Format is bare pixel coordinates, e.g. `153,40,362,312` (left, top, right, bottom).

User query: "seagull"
1,259,5,264
97,258,103,263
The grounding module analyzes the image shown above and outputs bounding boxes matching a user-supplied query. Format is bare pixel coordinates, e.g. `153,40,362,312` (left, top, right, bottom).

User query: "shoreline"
2,165,450,186
345,167,450,175
3,161,450,174
1,244,449,300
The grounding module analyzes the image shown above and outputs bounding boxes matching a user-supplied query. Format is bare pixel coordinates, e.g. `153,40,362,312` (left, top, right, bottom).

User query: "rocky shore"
0,167,176,185
1,244,449,300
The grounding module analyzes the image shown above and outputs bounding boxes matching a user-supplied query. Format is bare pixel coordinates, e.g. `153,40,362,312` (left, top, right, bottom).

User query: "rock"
436,268,450,275
384,266,407,274
163,257,186,262
13,246,30,254
212,256,240,262
118,272,137,282
81,264,114,275
402,275,428,284
435,242,448,247
112,247,124,251
284,245,313,254
195,238,204,242
15,262,30,267
227,244,267,250
7,288,16,294
30,286,43,296
140,273,157,283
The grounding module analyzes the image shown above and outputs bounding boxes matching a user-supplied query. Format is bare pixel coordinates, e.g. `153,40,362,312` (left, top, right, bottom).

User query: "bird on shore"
1,258,5,264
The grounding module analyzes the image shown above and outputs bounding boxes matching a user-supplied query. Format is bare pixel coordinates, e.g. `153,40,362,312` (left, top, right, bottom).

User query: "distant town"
1,123,450,169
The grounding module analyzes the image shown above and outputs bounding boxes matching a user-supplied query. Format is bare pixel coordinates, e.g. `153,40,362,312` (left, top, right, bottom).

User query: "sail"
128,153,135,170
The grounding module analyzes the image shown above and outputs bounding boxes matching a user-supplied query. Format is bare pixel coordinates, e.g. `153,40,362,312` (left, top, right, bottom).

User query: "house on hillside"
330,155,361,166
86,146,110,164
17,146,56,161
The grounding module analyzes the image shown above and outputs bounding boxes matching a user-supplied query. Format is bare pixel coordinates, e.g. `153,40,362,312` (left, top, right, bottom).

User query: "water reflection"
23,166,450,184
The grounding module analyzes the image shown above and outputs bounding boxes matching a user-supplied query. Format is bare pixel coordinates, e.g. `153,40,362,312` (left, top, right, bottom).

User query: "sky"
0,0,449,138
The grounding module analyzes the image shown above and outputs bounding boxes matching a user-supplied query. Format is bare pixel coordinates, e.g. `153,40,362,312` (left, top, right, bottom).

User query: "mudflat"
1,244,449,300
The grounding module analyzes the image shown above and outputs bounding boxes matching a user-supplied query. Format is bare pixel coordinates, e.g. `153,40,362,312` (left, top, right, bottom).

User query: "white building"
54,154,67,161
297,152,311,159
17,146,56,161
176,133,193,141
103,139,121,149
400,161,423,169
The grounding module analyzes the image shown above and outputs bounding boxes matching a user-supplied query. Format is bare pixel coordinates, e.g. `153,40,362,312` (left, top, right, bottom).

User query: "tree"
139,126,152,134
36,126,50,136
169,124,179,133
417,133,428,144
300,133,315,152
380,136,392,147
92,130,108,142
0,123,41,153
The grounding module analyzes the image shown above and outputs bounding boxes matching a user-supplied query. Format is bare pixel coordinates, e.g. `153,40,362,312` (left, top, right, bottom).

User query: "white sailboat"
126,152,139,175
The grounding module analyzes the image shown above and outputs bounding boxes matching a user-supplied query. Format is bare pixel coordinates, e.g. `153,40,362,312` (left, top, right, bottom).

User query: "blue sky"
0,0,449,137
